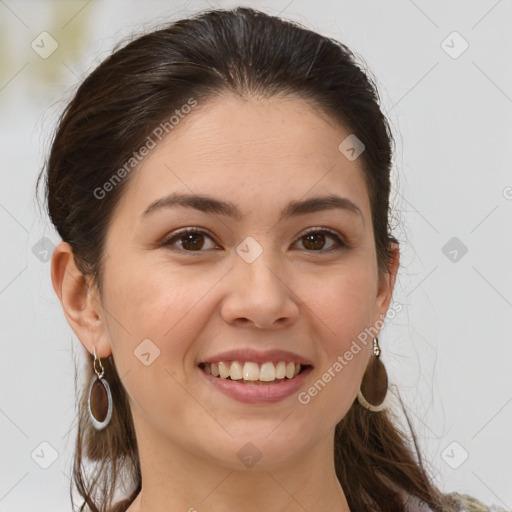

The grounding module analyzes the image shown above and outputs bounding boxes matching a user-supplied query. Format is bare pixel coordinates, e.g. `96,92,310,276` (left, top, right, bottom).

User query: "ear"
373,241,400,324
51,241,112,358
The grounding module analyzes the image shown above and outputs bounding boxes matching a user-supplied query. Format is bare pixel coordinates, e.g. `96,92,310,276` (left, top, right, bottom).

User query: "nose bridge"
235,237,285,297
222,236,298,327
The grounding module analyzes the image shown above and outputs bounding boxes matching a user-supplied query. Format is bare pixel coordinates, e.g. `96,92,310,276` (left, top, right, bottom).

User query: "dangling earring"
87,346,113,430
357,337,388,412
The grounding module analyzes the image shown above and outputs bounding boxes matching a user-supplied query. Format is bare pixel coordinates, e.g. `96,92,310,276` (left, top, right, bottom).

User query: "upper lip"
199,348,313,366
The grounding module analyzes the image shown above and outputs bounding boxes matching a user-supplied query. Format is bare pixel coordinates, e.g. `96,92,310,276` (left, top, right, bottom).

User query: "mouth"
198,360,312,385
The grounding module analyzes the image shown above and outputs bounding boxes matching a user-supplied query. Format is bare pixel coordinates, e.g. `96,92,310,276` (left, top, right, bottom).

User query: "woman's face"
94,94,397,470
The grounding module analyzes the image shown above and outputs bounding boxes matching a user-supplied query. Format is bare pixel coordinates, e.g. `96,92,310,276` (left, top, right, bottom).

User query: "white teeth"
218,361,230,379
285,362,295,379
243,362,260,381
275,361,286,379
230,361,243,380
259,362,276,381
202,360,304,382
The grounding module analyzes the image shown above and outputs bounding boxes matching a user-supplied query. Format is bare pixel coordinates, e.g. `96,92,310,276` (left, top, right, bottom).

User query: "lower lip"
199,366,313,404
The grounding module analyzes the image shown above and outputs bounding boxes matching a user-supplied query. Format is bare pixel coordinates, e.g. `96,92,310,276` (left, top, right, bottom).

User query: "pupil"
304,233,325,250
183,233,203,250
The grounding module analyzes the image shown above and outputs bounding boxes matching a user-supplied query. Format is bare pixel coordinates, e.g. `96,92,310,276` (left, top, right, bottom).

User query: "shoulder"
404,491,508,512
445,492,509,512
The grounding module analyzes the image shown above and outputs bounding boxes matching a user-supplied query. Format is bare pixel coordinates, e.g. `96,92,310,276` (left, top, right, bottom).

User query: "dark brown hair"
39,7,460,512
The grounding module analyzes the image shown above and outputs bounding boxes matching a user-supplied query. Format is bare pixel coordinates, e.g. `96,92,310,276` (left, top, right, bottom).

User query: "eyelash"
162,227,348,254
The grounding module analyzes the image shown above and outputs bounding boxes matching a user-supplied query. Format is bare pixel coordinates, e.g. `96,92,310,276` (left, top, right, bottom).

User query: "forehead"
113,94,371,222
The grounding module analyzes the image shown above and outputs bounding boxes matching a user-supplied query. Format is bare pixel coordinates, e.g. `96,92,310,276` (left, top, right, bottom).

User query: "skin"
52,94,399,512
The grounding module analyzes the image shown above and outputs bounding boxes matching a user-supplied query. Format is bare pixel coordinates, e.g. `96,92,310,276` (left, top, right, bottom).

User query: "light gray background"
1,0,511,510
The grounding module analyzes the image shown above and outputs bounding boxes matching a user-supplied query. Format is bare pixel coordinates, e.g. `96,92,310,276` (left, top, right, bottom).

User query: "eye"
294,228,346,252
163,227,347,254
163,228,218,252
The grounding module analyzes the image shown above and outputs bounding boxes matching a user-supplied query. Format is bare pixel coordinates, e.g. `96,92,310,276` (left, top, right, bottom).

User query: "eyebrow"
141,192,364,224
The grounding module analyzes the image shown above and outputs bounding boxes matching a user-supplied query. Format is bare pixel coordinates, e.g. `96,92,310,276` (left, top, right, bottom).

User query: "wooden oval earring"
357,337,388,412
87,346,113,430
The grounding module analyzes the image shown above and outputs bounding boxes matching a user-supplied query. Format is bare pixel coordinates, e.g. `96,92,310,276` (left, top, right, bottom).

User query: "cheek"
307,267,377,347
298,285,372,426
99,263,208,422
100,260,221,369
297,270,374,413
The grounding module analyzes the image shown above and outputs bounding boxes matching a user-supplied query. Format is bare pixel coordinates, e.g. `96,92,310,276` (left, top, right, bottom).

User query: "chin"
195,427,311,471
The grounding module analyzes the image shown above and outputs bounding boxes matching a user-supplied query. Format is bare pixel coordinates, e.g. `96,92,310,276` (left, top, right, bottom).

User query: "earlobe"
51,242,111,358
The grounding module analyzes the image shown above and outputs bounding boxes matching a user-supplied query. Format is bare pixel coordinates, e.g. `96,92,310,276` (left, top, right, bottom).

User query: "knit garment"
404,491,509,512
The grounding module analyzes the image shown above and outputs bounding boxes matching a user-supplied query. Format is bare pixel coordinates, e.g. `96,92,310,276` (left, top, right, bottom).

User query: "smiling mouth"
198,361,312,385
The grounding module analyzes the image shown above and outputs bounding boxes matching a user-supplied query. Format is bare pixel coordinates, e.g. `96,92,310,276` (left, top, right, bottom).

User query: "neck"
127,423,351,512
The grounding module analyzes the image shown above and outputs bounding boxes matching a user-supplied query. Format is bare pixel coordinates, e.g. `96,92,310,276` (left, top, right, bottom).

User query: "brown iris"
180,232,205,251
302,232,326,250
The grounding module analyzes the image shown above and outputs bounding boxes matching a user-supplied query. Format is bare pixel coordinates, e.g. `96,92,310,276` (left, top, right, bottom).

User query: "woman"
38,7,506,512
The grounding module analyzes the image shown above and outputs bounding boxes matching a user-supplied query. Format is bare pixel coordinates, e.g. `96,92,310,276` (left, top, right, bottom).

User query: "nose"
220,251,300,330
